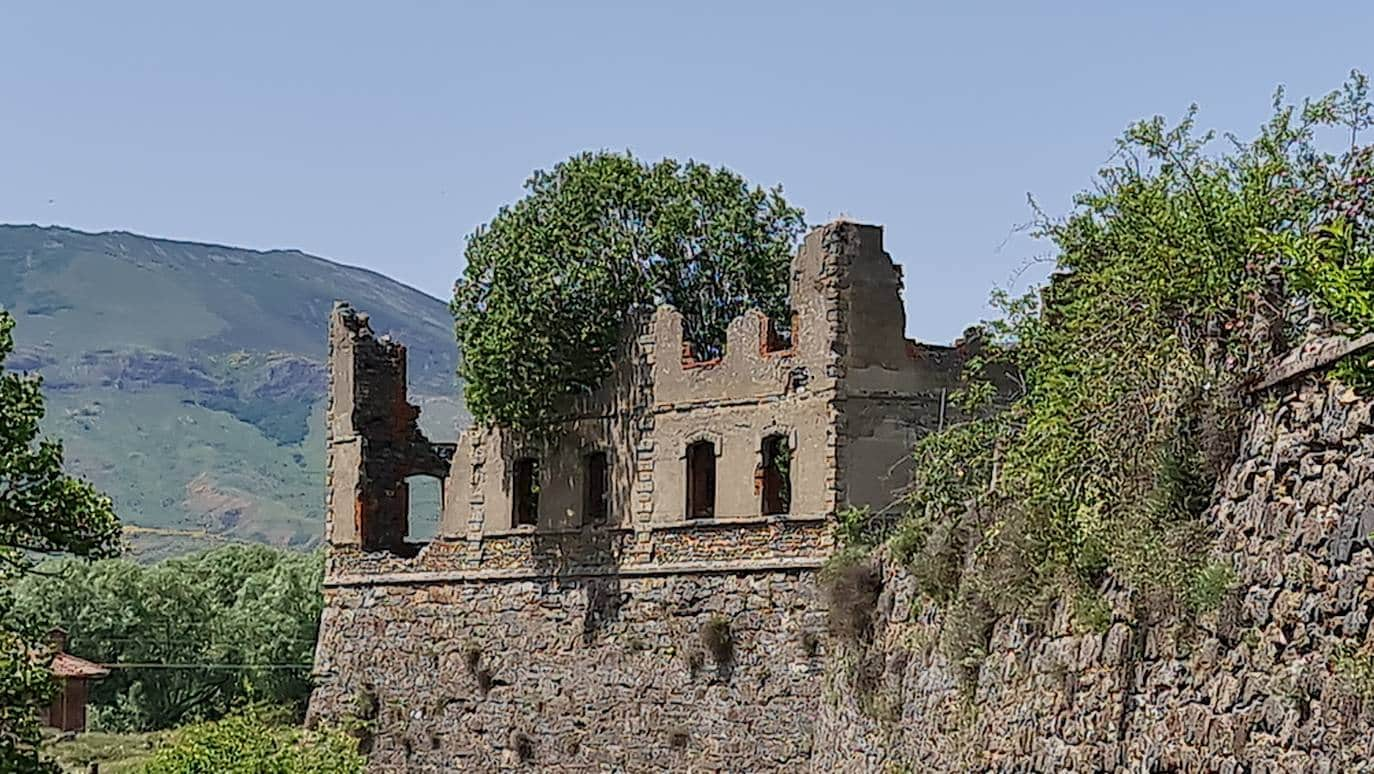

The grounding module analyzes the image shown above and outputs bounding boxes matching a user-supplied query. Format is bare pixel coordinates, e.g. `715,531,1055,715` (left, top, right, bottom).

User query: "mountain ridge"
2,222,449,304
0,223,464,559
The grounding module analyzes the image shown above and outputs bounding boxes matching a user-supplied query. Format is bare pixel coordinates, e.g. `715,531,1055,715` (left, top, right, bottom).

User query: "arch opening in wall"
405,474,443,542
512,458,540,528
584,450,609,525
759,434,791,515
685,440,716,520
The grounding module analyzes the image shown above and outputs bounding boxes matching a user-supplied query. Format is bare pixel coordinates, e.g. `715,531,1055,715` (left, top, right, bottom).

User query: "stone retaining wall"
811,376,1374,772
308,567,829,772
311,369,1374,772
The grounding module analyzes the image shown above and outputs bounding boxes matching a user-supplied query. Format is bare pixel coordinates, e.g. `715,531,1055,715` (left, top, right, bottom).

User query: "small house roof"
51,652,110,679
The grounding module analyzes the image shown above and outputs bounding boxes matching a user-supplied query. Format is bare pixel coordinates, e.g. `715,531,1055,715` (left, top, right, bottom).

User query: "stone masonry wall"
312,307,1374,770
811,370,1374,772
309,221,973,770
310,568,829,772
313,361,1374,773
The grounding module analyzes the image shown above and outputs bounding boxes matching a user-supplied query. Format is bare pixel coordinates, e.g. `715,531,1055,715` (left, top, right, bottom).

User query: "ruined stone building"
307,221,981,771
308,218,1374,772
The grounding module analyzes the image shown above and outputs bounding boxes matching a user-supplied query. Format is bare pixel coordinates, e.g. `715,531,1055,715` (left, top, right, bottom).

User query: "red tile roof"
51,652,109,679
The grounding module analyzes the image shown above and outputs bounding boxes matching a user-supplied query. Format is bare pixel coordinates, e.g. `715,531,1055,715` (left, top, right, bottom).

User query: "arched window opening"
512,458,540,528
759,435,791,516
685,441,716,520
405,474,443,542
584,451,610,525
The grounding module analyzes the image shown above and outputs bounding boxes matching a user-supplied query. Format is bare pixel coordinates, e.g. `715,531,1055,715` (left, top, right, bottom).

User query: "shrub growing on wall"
857,71,1374,676
452,151,805,429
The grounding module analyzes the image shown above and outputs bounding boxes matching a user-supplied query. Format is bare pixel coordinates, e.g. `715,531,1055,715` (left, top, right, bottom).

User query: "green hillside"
0,224,464,558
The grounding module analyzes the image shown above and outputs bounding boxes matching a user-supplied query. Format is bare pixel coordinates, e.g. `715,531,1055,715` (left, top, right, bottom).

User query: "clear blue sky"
3,2,1371,342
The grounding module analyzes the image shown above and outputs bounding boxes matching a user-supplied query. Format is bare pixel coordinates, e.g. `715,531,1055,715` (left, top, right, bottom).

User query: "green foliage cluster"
769,436,792,514
142,706,364,774
0,610,60,774
1333,641,1374,704
819,547,881,643
453,151,805,429
194,393,315,448
1,310,122,567
13,544,324,733
1,308,123,773
1186,562,1238,614
1264,215,1374,392
848,72,1374,676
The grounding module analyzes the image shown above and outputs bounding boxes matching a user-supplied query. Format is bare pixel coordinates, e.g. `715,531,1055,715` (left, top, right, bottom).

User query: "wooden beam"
1247,332,1374,393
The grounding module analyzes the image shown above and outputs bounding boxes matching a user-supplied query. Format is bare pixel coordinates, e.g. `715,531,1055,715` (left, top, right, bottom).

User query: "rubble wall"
309,567,829,772
812,375,1374,772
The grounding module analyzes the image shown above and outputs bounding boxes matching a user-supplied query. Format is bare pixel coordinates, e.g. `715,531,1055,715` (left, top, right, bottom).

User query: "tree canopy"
14,544,325,733
452,151,805,429
0,310,121,565
1,308,122,772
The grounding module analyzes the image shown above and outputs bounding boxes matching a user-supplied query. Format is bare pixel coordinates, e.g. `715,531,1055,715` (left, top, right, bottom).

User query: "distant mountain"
0,225,464,559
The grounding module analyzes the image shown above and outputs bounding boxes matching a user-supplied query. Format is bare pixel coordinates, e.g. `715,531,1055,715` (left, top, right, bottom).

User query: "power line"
99,663,312,670
88,636,318,643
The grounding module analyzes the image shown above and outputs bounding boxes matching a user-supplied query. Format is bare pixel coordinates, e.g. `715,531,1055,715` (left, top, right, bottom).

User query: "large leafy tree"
453,151,805,428
0,309,121,772
0,311,120,563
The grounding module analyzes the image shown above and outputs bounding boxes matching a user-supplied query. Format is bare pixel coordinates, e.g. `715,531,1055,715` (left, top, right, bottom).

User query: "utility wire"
91,637,318,643
99,663,313,670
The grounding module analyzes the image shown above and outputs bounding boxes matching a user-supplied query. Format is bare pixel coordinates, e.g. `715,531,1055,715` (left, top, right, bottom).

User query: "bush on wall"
844,72,1374,681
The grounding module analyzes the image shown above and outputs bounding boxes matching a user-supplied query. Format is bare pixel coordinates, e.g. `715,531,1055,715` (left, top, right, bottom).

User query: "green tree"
13,545,324,732
452,151,805,428
0,310,121,564
1,308,122,772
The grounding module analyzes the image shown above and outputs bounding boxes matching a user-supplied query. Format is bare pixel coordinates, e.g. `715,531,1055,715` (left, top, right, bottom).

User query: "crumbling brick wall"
326,302,455,554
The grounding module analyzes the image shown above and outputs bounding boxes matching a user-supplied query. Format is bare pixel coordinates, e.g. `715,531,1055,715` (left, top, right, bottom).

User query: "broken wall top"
470,220,971,429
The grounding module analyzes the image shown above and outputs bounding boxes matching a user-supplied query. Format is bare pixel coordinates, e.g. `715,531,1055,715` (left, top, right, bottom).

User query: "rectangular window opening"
404,474,443,542
585,451,609,525
686,440,716,520
760,435,792,516
512,458,539,527
763,311,796,353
